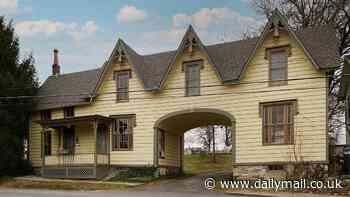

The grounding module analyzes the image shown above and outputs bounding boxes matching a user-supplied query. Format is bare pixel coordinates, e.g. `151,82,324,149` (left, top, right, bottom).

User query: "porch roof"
35,114,113,127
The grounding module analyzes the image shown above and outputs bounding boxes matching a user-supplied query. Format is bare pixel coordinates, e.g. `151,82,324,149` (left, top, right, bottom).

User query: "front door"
63,126,75,154
97,124,108,154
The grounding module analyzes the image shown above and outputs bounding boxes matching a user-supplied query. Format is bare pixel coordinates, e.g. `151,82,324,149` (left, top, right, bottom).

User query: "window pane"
116,71,129,101
271,125,284,144
263,102,294,145
116,119,133,150
270,50,287,82
271,68,285,80
186,64,200,96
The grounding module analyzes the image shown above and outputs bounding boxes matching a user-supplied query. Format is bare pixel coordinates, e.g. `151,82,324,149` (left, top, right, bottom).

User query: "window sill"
184,94,201,97
116,100,129,103
268,81,288,87
111,149,133,152
262,143,294,146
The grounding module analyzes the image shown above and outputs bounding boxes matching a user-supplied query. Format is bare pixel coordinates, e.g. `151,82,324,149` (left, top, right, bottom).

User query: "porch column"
93,119,98,168
108,122,112,167
41,126,47,175
153,127,159,167
180,134,184,173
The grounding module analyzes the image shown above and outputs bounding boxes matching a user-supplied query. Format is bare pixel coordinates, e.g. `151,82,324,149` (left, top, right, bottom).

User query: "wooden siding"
29,31,327,167
159,133,181,167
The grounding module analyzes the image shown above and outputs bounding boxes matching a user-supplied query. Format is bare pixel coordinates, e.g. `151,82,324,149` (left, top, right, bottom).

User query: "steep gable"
158,25,223,89
35,10,339,110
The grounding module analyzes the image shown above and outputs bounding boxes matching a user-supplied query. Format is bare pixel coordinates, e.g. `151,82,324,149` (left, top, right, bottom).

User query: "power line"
0,86,327,105
0,75,330,100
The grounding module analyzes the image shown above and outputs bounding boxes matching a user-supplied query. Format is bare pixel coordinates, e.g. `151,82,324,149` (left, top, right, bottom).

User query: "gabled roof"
36,68,101,110
157,25,224,88
36,10,340,110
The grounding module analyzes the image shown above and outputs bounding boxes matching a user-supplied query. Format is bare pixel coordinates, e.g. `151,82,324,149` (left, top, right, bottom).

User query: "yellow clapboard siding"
29,30,328,167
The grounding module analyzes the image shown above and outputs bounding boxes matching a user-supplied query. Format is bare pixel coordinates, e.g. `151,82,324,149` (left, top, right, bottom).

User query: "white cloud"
240,0,252,3
139,7,264,53
0,0,17,9
143,28,186,44
0,0,17,13
68,21,100,41
15,20,67,37
117,5,147,23
173,7,261,29
15,20,100,41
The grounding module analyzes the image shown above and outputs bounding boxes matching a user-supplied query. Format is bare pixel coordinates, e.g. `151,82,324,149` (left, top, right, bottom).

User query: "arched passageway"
154,108,235,175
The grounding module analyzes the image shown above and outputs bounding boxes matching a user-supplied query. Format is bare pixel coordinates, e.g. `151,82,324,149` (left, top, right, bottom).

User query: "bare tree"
198,126,212,153
224,126,232,147
249,0,350,136
211,126,216,163
198,125,217,162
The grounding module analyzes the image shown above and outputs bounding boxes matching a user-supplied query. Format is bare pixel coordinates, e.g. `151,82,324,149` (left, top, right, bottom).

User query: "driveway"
0,171,237,197
0,188,236,197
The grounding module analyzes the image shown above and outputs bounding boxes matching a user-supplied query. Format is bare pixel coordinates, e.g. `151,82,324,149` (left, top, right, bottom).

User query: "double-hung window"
185,62,201,96
112,115,135,151
261,100,296,145
115,70,130,102
268,47,288,86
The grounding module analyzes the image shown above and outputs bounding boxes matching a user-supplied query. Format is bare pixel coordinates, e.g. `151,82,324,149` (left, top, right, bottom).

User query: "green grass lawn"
184,153,232,174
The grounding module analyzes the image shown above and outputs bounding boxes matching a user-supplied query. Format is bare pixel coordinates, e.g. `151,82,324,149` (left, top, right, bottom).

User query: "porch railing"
45,153,109,166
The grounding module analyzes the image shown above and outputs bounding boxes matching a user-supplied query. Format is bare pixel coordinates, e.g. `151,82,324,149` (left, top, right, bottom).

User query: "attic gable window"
266,46,290,86
114,70,131,102
184,60,203,96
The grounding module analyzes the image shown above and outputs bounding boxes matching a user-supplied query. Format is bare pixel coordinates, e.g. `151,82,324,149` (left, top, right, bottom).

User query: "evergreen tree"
0,16,38,176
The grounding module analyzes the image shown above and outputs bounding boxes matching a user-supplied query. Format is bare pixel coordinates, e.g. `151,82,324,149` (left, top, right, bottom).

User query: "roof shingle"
36,25,339,110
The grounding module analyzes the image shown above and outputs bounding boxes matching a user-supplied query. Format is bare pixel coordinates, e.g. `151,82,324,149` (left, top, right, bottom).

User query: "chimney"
52,49,60,76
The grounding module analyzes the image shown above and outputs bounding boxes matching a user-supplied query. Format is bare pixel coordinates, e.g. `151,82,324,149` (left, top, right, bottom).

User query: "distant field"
183,153,232,174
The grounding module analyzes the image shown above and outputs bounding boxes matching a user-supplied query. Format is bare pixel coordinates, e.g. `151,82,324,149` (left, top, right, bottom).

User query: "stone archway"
153,108,236,175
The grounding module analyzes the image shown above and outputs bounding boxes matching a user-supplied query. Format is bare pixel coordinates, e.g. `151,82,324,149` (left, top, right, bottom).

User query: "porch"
36,115,113,180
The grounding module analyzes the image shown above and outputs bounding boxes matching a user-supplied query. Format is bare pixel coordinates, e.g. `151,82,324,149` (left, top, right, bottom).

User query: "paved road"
0,171,238,197
0,188,236,197
136,171,231,193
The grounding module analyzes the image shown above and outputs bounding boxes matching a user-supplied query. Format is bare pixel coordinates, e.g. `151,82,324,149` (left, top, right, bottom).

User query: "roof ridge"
51,67,101,77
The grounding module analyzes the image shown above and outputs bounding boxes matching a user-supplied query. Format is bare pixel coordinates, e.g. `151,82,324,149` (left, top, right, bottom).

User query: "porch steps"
102,169,129,181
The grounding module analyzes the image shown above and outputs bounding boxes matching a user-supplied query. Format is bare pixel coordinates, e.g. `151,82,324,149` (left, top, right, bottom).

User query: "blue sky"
1,0,265,82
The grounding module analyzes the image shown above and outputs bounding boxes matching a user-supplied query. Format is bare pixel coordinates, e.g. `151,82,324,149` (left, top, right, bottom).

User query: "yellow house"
29,10,339,179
